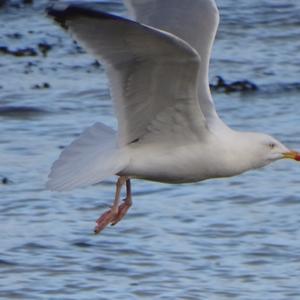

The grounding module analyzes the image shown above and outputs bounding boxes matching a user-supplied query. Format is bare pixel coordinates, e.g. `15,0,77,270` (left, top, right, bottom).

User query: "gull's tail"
46,123,129,191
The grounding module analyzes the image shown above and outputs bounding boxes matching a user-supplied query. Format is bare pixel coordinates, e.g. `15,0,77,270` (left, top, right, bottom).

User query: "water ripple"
1,1,300,300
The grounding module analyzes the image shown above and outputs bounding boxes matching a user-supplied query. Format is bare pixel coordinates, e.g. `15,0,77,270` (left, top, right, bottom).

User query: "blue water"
1,1,300,299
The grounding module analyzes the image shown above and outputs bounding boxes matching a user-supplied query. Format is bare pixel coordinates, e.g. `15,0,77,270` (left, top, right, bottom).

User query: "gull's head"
241,132,300,169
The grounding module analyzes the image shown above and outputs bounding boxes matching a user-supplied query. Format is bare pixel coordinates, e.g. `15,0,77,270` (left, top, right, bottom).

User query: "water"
1,1,300,299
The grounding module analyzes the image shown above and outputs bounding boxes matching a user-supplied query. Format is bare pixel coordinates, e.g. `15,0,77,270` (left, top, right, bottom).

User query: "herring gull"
46,0,300,234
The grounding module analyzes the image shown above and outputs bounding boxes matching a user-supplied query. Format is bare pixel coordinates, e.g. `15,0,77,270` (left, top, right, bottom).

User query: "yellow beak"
283,151,300,161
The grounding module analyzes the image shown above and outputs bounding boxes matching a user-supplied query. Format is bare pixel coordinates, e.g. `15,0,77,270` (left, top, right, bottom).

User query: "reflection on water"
1,1,300,299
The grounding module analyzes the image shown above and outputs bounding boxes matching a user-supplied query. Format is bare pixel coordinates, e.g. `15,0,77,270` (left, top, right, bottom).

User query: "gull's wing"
47,4,209,146
124,0,221,124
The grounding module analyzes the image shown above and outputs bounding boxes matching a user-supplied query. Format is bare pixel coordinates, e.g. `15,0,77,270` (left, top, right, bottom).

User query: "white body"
121,128,271,184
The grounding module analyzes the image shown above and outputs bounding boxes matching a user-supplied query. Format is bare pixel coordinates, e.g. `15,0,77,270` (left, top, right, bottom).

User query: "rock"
6,33,23,39
0,0,7,8
38,42,52,57
210,76,258,93
0,46,38,57
32,82,51,89
0,106,47,118
92,60,100,68
1,177,10,185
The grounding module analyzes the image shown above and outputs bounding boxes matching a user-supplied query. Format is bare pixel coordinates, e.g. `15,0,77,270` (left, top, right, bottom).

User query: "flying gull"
46,0,300,234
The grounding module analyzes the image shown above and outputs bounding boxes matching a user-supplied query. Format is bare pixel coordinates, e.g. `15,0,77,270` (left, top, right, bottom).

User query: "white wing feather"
124,0,221,123
48,6,208,146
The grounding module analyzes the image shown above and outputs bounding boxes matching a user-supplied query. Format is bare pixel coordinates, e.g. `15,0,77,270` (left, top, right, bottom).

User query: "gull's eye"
269,143,276,149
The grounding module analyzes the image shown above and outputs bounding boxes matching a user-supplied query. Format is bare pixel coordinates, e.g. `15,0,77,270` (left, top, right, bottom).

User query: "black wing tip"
46,2,125,29
46,4,70,29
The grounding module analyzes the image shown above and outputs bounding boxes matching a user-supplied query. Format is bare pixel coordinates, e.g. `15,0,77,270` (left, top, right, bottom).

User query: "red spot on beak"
284,151,300,161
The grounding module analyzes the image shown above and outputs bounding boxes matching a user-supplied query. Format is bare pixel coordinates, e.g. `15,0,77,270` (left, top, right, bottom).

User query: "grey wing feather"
47,4,208,145
124,0,221,123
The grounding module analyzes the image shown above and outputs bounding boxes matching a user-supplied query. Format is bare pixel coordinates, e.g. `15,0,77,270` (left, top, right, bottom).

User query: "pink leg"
111,178,132,226
94,176,132,234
